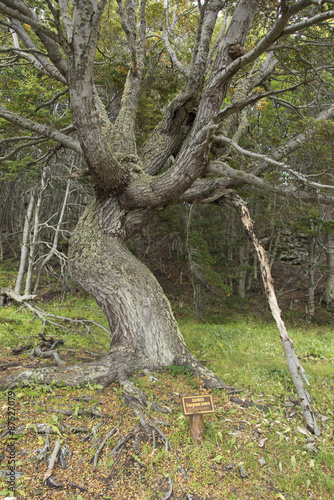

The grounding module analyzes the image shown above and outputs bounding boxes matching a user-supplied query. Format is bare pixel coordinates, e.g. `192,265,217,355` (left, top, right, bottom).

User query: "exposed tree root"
0,339,234,397
33,344,65,367
11,344,33,355
93,425,118,470
80,423,103,443
67,480,88,493
161,476,173,500
56,408,108,418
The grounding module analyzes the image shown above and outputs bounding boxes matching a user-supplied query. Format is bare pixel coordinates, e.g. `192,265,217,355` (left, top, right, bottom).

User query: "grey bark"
24,168,48,295
306,232,317,321
324,232,334,305
33,177,71,293
15,191,35,296
225,193,320,436
323,207,334,305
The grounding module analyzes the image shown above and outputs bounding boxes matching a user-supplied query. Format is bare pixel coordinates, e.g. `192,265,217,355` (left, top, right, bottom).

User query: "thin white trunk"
306,234,317,321
226,193,320,436
324,231,334,305
33,178,71,293
25,169,48,295
15,191,35,295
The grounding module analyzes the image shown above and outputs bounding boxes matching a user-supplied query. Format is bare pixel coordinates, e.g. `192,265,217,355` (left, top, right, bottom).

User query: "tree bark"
0,197,231,392
15,190,35,296
306,233,317,321
224,193,320,436
323,207,334,306
69,198,187,369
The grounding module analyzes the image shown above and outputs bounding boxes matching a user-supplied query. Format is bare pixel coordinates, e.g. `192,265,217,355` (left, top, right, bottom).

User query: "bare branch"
206,8,229,72
44,437,61,481
58,0,73,42
282,9,334,36
188,0,223,91
162,34,188,76
8,17,68,80
0,103,82,153
216,76,303,123
116,0,138,71
204,1,323,99
214,135,334,192
208,161,334,205
0,0,60,43
93,426,118,470
34,88,69,113
0,137,50,161
0,288,36,302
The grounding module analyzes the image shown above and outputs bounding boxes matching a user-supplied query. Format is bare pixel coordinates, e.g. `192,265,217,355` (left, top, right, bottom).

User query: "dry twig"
34,433,50,471
93,426,118,470
43,437,61,481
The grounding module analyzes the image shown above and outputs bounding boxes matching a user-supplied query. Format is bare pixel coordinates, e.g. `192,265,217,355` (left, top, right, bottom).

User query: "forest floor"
0,289,333,500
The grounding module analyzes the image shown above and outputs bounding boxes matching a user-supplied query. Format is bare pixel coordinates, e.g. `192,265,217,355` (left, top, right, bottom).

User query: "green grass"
0,298,333,499
180,319,334,397
0,297,110,353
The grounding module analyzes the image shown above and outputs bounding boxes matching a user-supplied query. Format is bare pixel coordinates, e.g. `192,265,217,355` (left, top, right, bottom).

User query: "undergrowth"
0,297,333,500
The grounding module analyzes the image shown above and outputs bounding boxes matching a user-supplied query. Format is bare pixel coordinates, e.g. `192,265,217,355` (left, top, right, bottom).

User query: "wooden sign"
181,395,215,446
181,395,215,416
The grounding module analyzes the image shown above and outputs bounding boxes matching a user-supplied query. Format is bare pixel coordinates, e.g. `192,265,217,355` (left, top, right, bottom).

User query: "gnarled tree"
1,0,334,434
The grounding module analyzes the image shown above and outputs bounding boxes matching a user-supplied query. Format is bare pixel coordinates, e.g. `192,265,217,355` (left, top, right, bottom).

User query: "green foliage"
187,229,231,295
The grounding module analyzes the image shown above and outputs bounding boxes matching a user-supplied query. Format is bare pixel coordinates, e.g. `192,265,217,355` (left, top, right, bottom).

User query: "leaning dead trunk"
225,193,320,436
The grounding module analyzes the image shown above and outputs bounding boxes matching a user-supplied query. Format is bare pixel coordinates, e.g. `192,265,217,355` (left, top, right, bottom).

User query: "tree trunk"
15,191,35,295
33,178,71,293
1,197,230,393
324,231,334,306
306,234,317,321
25,168,48,295
69,197,188,371
0,196,230,392
225,193,320,436
323,206,334,306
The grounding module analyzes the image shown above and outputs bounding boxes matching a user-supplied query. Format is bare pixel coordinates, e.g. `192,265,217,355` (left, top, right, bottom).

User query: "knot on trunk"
228,44,246,60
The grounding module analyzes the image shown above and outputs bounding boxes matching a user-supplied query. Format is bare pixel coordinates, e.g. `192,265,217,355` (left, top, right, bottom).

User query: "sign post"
181,395,215,446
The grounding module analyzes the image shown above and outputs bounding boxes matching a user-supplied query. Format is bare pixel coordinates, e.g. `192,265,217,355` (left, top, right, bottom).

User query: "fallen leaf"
259,437,268,448
238,465,246,478
297,426,310,437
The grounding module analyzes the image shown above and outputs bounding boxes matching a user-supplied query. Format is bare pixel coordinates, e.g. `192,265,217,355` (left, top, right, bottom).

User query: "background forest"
1,99,334,323
1,1,334,321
